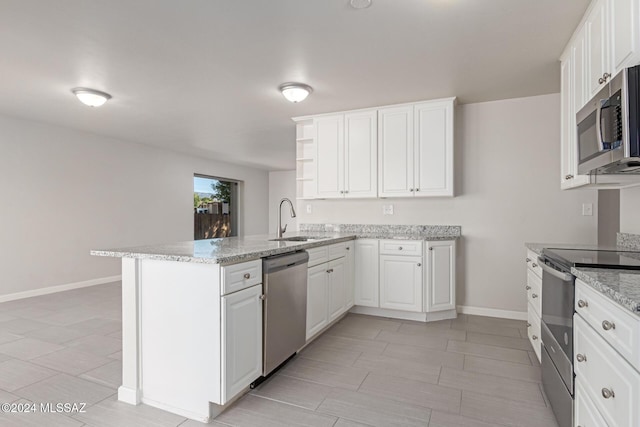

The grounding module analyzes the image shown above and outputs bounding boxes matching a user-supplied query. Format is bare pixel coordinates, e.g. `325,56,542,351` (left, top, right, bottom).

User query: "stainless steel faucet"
277,198,297,238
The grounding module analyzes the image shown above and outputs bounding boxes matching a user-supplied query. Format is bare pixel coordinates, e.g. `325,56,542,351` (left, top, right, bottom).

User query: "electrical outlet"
383,204,394,215
306,204,312,214
582,203,593,216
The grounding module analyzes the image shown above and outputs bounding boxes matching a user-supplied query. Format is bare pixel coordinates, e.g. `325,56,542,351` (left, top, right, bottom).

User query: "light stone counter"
573,267,640,316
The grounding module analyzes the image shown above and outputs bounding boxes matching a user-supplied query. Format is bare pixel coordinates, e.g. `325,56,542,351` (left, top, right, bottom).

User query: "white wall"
268,171,297,234
620,186,640,233
0,114,269,298
291,94,598,314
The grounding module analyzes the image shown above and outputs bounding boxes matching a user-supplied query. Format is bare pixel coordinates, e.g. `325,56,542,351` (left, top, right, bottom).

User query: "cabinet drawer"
574,315,640,427
527,304,541,362
307,246,329,267
526,269,542,318
221,260,262,295
327,242,347,261
575,279,640,371
525,249,542,278
575,377,608,427
379,240,423,256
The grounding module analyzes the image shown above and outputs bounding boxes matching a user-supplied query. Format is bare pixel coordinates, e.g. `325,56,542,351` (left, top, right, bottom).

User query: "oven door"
538,260,574,392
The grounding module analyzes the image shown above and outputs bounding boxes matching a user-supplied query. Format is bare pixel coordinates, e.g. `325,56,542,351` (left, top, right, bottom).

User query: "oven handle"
537,258,573,281
596,100,604,151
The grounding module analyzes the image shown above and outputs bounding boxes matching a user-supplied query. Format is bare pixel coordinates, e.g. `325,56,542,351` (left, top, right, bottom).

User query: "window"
193,174,239,239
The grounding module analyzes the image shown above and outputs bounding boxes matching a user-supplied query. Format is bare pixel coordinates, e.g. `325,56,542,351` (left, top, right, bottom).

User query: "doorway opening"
194,174,239,239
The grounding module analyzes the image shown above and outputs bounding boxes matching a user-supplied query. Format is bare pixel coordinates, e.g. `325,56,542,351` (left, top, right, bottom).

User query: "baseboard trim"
456,305,527,321
0,275,121,303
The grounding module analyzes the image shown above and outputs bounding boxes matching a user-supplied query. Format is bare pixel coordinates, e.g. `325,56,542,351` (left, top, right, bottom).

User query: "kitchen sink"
269,236,318,242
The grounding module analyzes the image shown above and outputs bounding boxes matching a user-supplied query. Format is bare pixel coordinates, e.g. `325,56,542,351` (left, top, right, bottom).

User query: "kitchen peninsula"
91,224,461,422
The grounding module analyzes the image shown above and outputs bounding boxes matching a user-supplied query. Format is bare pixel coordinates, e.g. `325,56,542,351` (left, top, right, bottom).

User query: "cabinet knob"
603,72,611,81
429,247,433,251
526,257,531,263
577,300,588,308
532,335,538,340
526,322,531,327
601,388,615,399
565,174,574,180
326,268,333,274
531,263,538,268
409,188,414,192
398,246,403,250
346,246,350,250
340,190,344,194
417,263,422,267
259,294,266,301
532,293,538,299
525,285,531,290
244,273,251,279
416,188,420,192
599,77,605,84
602,320,615,331
576,353,587,363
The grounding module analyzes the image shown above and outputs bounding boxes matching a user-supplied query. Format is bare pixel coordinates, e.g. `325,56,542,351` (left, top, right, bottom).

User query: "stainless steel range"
538,248,640,427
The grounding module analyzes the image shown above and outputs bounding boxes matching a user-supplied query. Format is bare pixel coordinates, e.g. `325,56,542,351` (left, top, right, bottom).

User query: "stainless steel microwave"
577,65,640,174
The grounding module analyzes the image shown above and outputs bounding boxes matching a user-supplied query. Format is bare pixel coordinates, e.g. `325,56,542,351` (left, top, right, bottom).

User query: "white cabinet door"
378,105,414,197
610,0,640,75
328,258,347,322
575,378,609,427
425,241,456,312
221,284,262,403
345,242,355,309
414,101,453,197
354,239,380,307
560,53,574,190
379,255,423,312
344,111,377,198
315,115,344,198
306,264,329,340
586,0,610,99
573,26,587,112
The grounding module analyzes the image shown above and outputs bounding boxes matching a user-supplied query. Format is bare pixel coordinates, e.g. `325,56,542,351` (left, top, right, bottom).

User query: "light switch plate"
306,204,312,214
582,203,593,216
383,204,394,215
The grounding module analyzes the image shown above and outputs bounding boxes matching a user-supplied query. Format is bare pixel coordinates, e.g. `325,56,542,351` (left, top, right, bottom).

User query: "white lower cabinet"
379,255,423,312
306,263,330,340
345,242,355,308
425,241,456,312
575,377,609,427
354,239,380,307
328,258,347,322
221,284,263,403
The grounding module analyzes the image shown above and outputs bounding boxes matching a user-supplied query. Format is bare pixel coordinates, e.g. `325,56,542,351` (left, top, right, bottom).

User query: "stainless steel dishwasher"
262,250,309,376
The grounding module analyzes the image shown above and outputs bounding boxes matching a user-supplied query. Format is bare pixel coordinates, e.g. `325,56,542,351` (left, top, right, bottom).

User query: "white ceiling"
0,0,589,170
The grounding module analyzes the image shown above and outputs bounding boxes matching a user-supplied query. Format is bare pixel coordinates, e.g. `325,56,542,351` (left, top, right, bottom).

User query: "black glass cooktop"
543,248,640,270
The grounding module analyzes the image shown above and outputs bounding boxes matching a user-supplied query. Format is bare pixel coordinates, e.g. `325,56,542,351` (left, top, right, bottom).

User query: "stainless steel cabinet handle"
531,263,538,268
602,320,615,331
526,257,531,262
532,335,538,340
244,273,251,279
326,269,334,273
532,293,538,299
601,388,615,399
576,354,587,363
525,285,531,290
577,300,588,308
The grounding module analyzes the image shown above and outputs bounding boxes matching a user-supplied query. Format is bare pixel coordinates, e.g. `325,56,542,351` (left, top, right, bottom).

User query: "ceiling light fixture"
279,83,313,103
349,0,372,9
71,87,112,107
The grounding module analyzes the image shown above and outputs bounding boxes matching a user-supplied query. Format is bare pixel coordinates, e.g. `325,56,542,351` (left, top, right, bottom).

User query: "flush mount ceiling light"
71,87,112,107
279,83,313,103
349,0,372,9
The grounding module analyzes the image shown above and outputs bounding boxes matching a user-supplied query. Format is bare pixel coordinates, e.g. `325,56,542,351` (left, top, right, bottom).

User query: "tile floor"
0,282,559,427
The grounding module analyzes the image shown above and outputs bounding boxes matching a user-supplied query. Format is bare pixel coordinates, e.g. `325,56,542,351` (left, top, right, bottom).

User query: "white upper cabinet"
573,27,587,112
344,111,378,198
414,101,454,197
586,0,610,99
424,241,456,312
315,115,344,199
378,99,454,198
610,0,640,74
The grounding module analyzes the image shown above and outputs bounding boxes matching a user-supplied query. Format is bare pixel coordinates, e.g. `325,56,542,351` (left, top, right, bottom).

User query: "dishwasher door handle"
537,258,573,281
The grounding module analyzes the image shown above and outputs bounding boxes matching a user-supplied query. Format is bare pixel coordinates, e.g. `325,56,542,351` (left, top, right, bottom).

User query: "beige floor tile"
31,347,113,376
250,375,333,410
37,308,101,327
0,411,84,427
107,351,122,360
451,321,522,338
0,319,51,334
464,355,541,383
299,346,361,367
0,332,23,345
16,373,115,406
359,373,461,414
24,326,91,345
0,338,64,360
353,352,441,384
180,419,228,426
317,388,431,427
375,329,448,350
461,391,559,427
0,388,20,403
0,313,18,323
438,368,546,406
397,322,467,341
67,319,122,336
79,360,122,389
73,394,186,427
464,315,527,330
333,419,373,427
383,343,465,369
447,340,531,364
326,324,383,340
215,394,337,427
67,335,121,356
0,359,58,392
6,306,56,319
428,410,500,427
337,315,402,332
306,334,387,355
466,331,533,351
280,357,369,390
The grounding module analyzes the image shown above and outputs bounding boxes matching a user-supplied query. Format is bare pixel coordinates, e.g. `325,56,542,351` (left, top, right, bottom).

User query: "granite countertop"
573,267,640,316
525,242,627,256
92,226,461,265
